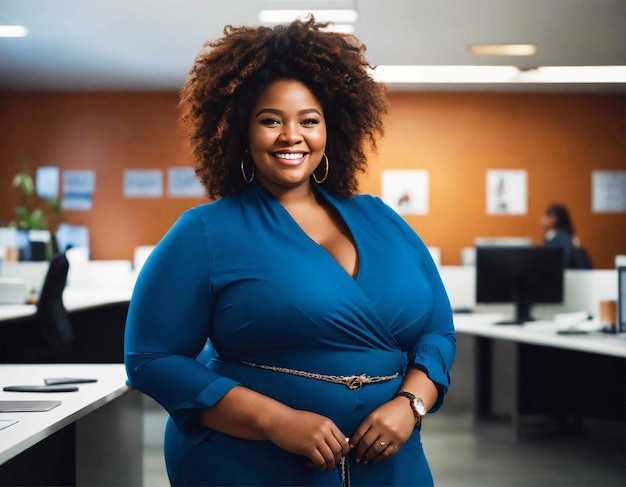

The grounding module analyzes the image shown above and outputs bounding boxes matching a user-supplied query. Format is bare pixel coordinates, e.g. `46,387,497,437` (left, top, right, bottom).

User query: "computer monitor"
476,245,565,324
55,224,90,256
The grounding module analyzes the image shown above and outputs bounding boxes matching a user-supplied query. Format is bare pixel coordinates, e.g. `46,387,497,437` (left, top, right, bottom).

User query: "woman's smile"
273,151,309,167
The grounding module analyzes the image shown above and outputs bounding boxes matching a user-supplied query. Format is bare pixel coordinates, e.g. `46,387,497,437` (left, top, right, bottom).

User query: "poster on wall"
123,169,163,198
62,170,96,211
36,166,59,199
167,167,205,198
381,169,429,215
486,169,527,215
592,170,626,213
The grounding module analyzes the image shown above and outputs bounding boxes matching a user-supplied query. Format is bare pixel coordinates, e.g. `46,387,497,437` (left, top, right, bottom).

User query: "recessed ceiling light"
259,9,358,24
468,44,537,56
0,25,28,38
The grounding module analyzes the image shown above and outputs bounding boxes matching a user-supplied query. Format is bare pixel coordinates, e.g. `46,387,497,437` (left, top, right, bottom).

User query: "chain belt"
241,361,401,391
340,456,350,487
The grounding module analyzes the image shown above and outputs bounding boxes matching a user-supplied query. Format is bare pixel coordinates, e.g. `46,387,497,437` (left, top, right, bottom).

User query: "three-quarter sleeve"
124,209,240,439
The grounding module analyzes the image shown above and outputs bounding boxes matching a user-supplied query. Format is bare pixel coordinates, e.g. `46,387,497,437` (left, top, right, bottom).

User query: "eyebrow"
254,108,322,117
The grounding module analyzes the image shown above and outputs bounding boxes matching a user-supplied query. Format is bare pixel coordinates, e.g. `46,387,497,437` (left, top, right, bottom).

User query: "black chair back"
36,252,73,348
569,247,593,270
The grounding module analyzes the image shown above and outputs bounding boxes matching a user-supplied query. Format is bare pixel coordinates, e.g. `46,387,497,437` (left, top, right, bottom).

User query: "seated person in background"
541,203,592,269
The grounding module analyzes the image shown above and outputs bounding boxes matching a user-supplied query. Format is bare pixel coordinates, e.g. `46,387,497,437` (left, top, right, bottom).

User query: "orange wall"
0,91,624,268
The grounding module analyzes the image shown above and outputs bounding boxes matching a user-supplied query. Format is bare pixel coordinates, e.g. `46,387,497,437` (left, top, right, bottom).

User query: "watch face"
414,398,427,416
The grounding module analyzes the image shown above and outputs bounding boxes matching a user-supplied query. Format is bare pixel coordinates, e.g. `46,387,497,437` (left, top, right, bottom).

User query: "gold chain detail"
340,456,350,487
241,361,400,391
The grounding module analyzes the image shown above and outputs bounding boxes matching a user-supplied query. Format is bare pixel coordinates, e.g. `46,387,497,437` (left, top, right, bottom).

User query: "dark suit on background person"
541,204,592,269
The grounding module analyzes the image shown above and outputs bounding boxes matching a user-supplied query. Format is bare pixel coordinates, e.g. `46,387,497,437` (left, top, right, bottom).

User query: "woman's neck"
263,181,319,210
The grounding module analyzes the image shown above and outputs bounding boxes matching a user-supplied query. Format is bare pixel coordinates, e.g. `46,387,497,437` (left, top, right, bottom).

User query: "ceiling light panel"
370,65,626,84
259,9,358,23
0,25,28,37
520,66,626,83
371,65,520,84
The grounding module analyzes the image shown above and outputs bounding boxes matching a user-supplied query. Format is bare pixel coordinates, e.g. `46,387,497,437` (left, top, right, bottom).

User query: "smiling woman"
124,16,455,487
177,17,387,200
247,80,327,196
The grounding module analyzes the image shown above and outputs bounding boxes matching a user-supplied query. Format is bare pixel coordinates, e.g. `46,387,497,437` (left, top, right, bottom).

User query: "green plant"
9,158,61,231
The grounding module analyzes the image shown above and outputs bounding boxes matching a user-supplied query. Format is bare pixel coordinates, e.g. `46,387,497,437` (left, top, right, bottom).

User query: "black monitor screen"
476,245,565,324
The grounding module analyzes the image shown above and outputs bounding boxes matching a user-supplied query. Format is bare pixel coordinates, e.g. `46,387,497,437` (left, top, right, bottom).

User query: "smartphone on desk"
557,328,590,335
3,384,79,392
44,377,98,385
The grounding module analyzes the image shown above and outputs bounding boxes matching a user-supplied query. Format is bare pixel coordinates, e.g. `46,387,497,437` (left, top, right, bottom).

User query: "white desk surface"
0,286,133,322
63,287,133,310
0,304,36,321
454,313,626,358
0,363,129,464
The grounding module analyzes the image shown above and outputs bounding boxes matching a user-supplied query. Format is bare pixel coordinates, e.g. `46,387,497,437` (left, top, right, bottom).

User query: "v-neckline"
256,182,361,282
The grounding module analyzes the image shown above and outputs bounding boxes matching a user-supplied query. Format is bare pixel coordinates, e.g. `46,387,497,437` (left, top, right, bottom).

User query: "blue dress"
124,180,456,486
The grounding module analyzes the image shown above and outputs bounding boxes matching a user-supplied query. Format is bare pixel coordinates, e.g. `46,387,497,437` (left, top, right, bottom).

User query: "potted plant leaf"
8,158,61,260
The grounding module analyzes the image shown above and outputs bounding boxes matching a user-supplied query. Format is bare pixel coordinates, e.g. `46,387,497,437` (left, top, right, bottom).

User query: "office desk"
0,288,133,363
0,363,142,486
454,313,626,358
0,287,134,323
454,314,626,439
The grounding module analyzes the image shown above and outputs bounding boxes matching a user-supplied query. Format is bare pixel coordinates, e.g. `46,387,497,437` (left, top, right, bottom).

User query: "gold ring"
379,440,386,447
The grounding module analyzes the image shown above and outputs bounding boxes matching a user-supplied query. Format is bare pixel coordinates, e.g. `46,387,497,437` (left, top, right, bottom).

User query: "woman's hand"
264,408,351,471
349,397,415,464
199,386,350,470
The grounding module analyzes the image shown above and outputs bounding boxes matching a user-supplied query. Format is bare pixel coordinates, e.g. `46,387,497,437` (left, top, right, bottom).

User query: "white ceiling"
0,0,624,93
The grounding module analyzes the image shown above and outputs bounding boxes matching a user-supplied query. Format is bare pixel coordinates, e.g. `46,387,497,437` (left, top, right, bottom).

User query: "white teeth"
275,153,305,160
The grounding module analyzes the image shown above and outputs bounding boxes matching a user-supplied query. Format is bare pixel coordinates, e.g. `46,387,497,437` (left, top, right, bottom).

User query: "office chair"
29,252,73,359
569,247,593,269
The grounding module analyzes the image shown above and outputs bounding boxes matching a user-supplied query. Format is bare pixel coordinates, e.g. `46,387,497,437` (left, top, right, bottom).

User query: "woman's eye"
302,118,320,125
260,118,281,126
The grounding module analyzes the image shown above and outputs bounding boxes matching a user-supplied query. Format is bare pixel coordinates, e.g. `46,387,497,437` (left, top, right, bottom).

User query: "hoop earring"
241,151,254,183
313,153,329,184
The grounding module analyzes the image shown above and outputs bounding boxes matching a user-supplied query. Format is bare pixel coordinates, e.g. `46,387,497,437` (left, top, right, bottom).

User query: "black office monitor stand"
495,281,534,325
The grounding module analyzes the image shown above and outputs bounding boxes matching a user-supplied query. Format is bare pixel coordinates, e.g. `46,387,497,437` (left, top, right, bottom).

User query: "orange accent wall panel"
0,92,624,268
363,93,625,269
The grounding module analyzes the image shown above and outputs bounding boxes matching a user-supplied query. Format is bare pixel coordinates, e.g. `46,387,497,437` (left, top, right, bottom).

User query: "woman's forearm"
396,367,438,412
199,385,291,440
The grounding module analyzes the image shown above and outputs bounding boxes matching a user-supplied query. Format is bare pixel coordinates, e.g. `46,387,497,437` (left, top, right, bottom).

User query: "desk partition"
0,262,48,299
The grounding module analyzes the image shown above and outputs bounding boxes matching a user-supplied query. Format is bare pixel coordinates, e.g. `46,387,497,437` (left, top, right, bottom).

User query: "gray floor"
423,413,625,487
142,398,625,487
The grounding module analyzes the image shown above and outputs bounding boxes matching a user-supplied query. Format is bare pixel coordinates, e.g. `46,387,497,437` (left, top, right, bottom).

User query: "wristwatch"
395,390,427,426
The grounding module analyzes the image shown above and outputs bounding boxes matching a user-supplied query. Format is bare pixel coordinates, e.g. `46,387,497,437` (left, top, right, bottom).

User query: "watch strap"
395,390,423,426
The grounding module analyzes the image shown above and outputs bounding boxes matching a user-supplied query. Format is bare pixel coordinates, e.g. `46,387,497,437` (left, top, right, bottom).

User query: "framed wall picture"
381,169,429,215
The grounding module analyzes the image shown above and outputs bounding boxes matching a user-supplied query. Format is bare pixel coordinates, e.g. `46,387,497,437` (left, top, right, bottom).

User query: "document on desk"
0,400,61,412
0,419,18,430
557,321,611,335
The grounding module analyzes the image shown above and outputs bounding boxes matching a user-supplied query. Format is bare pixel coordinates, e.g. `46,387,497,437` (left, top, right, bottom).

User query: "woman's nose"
279,122,302,144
